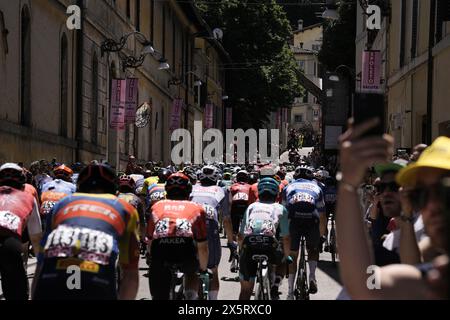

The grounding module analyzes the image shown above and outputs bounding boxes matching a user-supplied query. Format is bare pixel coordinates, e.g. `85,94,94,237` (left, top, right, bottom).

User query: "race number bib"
175,218,192,237
202,204,217,221
233,192,248,202
41,201,57,216
290,192,314,205
0,211,21,234
44,225,114,265
246,218,274,236
155,218,170,237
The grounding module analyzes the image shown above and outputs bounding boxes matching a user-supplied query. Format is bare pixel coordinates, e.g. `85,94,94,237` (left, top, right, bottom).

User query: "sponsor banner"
125,78,139,123
362,50,382,93
204,103,214,129
170,99,184,131
225,107,233,129
110,79,126,130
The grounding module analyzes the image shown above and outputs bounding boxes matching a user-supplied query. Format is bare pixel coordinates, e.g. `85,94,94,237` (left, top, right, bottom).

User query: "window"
303,94,308,103
60,35,68,137
136,0,140,31
298,60,305,71
411,0,419,58
294,114,303,123
21,6,31,127
126,0,131,19
91,53,99,144
300,42,304,49
400,0,406,67
312,44,321,51
150,0,154,42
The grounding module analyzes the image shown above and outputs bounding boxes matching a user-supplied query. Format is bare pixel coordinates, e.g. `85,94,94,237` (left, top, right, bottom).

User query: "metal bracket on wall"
0,11,9,54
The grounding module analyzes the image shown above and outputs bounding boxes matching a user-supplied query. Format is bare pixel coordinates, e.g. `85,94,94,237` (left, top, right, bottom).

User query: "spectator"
410,143,428,162
336,118,448,299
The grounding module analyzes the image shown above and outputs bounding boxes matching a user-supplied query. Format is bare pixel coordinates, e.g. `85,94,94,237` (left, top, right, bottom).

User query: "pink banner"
204,103,214,129
225,108,233,129
362,50,381,92
125,78,139,123
170,99,183,131
110,79,126,130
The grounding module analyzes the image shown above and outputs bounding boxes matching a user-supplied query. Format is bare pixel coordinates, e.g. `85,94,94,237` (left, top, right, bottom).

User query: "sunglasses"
407,184,443,209
376,182,400,193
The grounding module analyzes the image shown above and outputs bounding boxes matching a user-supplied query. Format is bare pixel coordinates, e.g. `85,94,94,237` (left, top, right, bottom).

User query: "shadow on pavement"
317,259,342,285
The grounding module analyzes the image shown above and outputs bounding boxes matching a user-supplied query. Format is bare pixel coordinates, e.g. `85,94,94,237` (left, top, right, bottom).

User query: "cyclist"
228,170,252,268
40,165,76,231
32,164,140,300
189,165,231,300
147,172,208,300
0,163,42,300
248,172,259,185
117,175,146,240
283,165,326,299
238,177,290,300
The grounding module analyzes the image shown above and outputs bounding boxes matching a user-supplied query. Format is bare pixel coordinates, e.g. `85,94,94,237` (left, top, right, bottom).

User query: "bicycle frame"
295,236,309,300
328,213,337,265
169,265,184,300
253,254,270,300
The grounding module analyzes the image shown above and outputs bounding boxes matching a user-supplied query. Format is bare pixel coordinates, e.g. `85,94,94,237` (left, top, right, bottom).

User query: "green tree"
276,0,323,31
318,2,356,72
197,0,302,129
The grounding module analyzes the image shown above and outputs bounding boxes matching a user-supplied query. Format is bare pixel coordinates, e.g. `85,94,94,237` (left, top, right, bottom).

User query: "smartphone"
353,93,385,138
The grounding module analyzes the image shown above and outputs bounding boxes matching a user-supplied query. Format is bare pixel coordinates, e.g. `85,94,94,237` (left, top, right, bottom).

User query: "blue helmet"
258,177,280,197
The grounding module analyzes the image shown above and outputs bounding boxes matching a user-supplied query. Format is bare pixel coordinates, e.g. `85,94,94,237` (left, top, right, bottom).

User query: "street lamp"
101,31,154,57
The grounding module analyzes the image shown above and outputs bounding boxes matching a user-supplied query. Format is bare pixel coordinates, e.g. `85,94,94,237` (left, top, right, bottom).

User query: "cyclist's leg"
288,219,301,297
238,246,256,300
207,231,222,300
305,219,321,293
183,257,200,300
148,244,171,300
0,237,29,300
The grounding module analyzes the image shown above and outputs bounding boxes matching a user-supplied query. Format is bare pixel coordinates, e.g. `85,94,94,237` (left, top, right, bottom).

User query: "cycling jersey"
147,200,207,242
239,202,289,238
140,176,160,197
0,186,42,239
146,183,166,210
41,179,76,194
229,182,251,233
38,193,140,270
283,178,325,220
39,180,76,219
117,192,146,230
190,184,228,268
24,183,40,205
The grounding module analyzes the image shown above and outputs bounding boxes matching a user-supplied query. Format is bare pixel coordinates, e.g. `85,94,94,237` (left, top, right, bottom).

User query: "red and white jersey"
0,186,42,238
147,200,207,242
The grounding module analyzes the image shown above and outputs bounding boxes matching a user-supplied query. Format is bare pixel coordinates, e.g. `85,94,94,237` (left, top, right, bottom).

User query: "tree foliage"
197,0,302,129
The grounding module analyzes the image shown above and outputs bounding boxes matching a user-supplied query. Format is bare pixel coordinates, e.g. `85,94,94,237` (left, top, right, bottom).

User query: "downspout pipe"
75,0,84,162
426,0,436,145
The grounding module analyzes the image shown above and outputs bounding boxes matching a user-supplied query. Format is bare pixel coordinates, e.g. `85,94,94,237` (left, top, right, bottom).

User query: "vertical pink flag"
110,79,126,130
204,103,214,129
170,99,183,131
225,108,233,129
362,50,381,92
125,78,139,123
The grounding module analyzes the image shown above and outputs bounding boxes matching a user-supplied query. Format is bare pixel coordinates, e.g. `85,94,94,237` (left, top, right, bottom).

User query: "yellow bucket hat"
396,136,450,187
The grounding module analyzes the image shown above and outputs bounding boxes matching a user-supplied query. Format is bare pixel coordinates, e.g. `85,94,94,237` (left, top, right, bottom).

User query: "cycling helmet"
158,168,172,184
248,172,259,184
165,172,192,196
236,170,249,183
71,162,84,173
277,167,286,180
198,165,220,183
0,163,26,187
223,172,232,180
118,175,136,193
294,165,314,180
257,177,280,197
77,164,118,195
54,165,74,181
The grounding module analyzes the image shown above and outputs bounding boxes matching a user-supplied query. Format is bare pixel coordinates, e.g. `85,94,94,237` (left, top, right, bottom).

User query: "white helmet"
198,165,220,183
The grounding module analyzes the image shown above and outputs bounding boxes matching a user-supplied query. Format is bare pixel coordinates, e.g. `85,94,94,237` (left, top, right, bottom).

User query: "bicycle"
253,254,271,300
294,235,310,300
327,213,338,265
168,264,185,300
198,270,211,300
